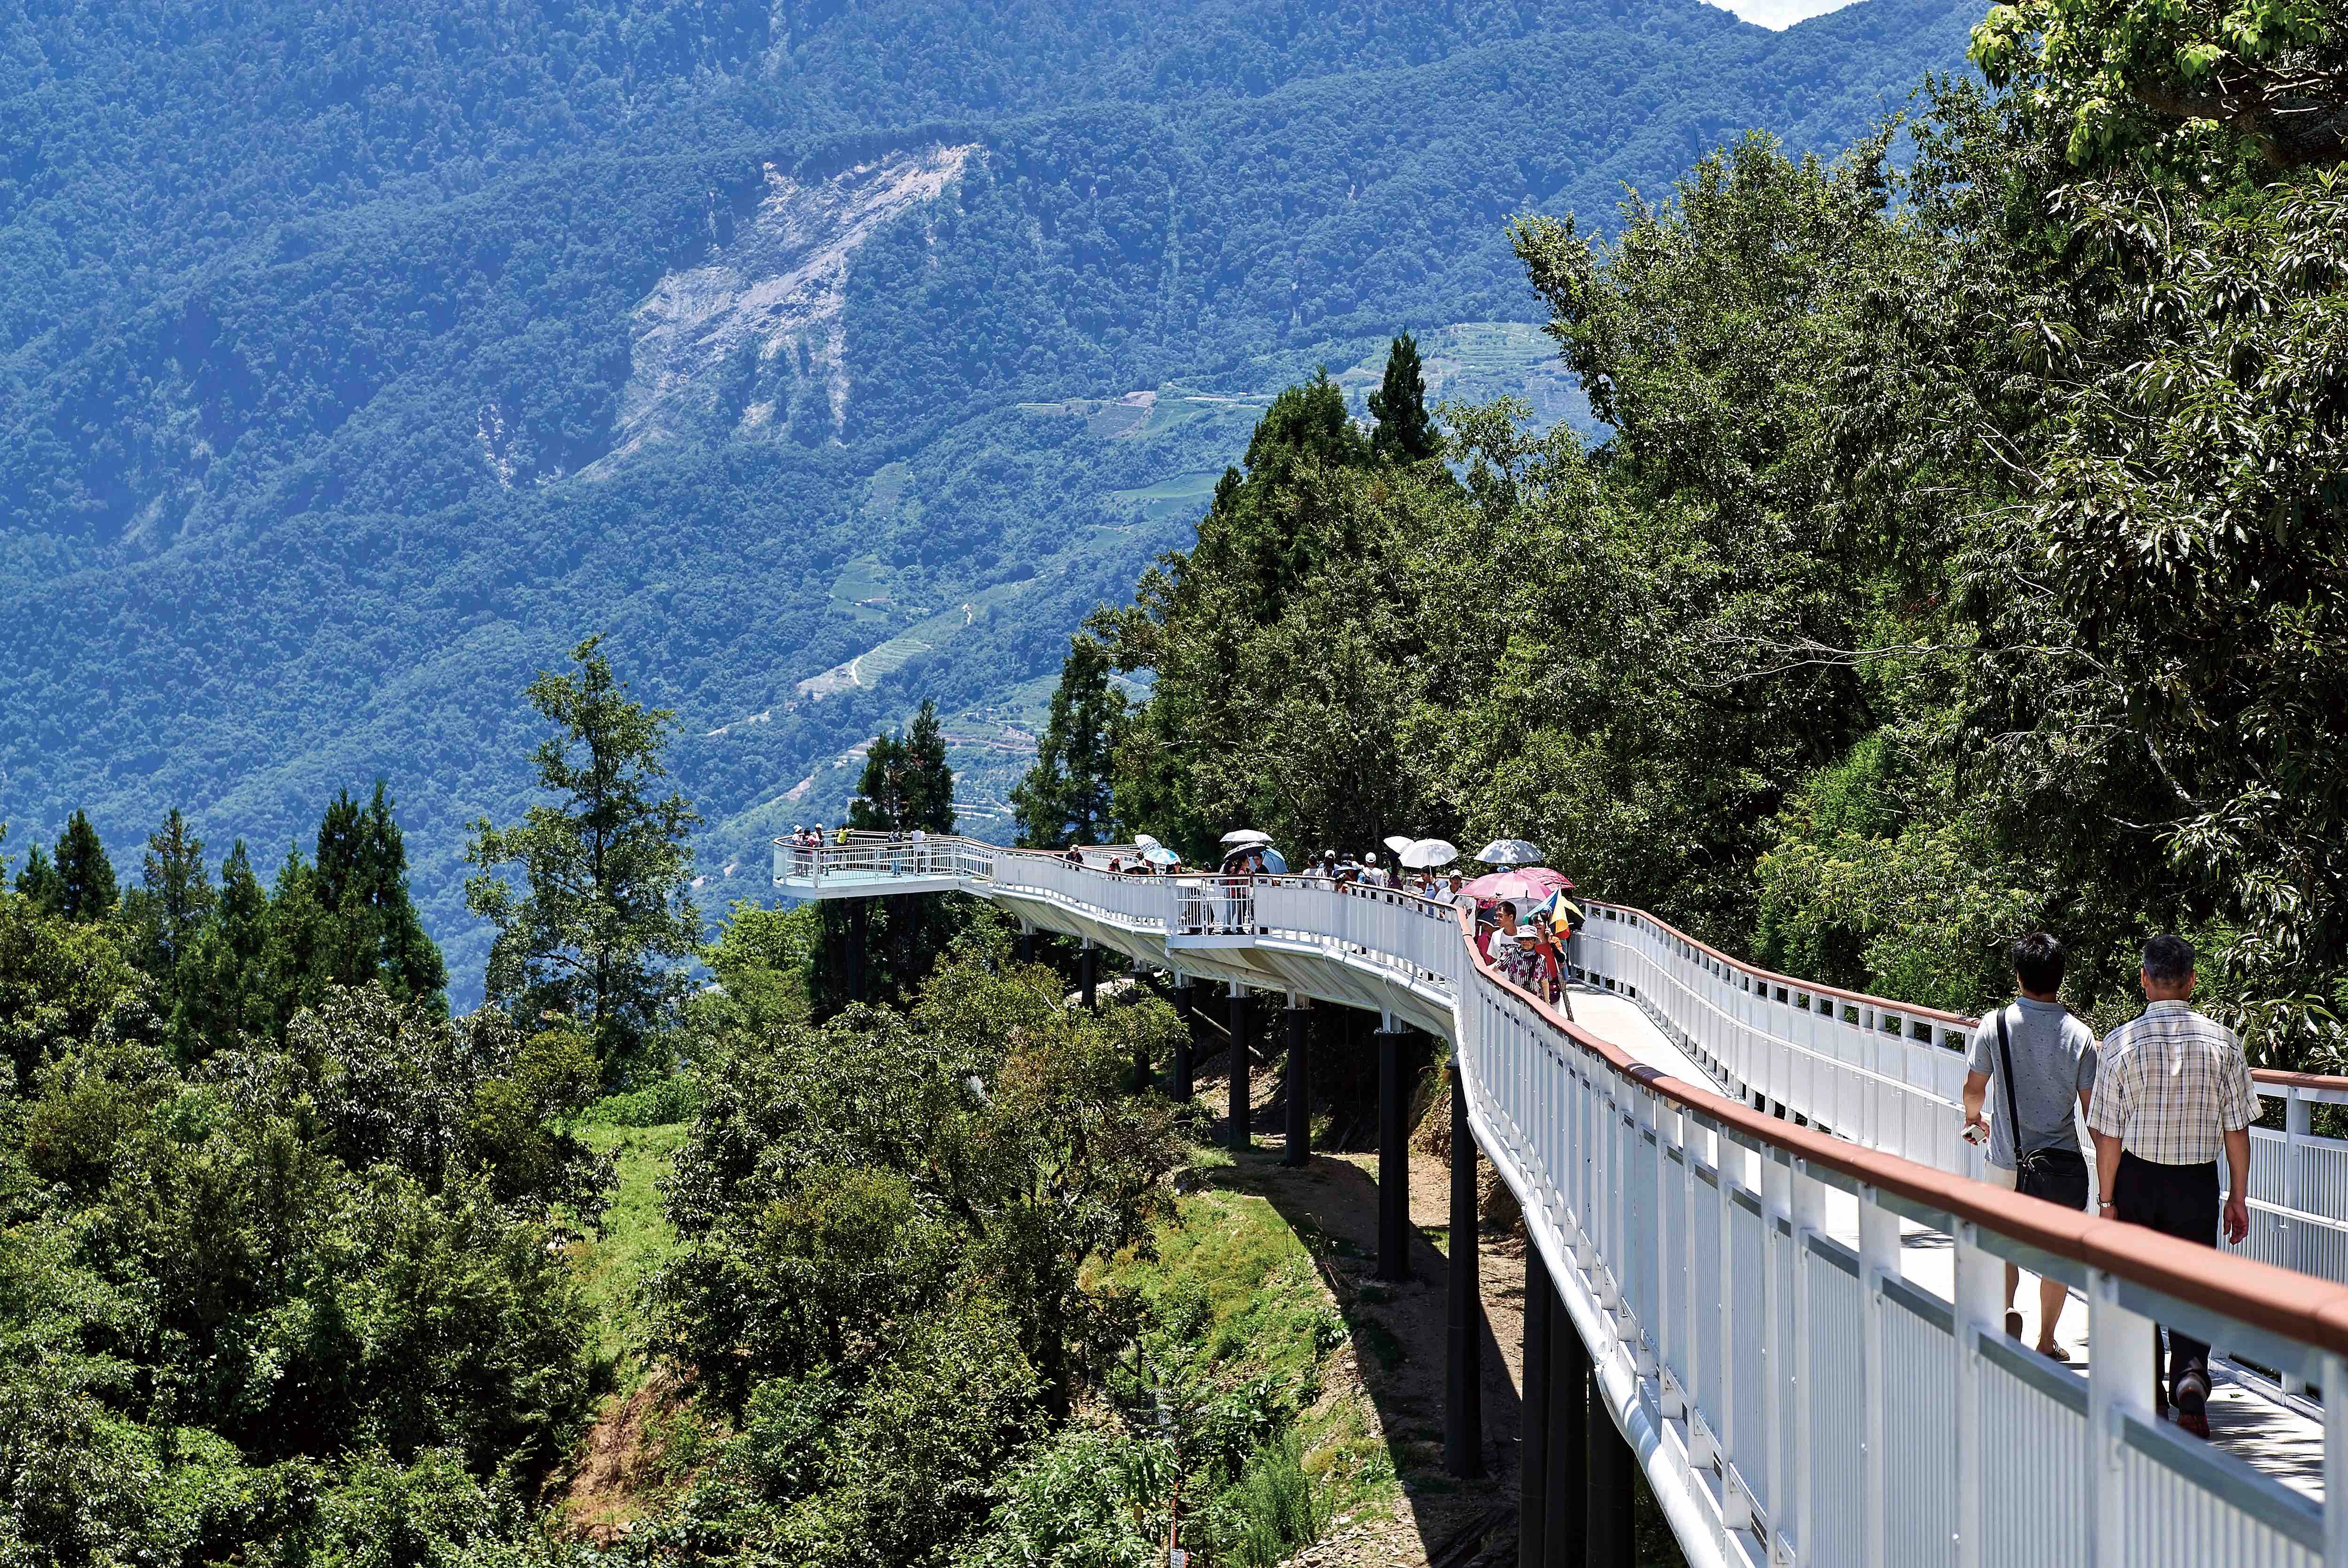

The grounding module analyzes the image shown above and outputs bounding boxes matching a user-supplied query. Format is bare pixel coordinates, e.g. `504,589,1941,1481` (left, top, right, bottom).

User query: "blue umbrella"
1143,845,1179,866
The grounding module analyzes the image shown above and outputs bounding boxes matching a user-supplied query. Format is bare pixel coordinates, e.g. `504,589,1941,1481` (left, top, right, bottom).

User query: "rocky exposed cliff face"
596,145,978,467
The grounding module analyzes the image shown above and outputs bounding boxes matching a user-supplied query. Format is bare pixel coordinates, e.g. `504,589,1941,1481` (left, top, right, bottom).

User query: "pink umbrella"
1461,867,1576,904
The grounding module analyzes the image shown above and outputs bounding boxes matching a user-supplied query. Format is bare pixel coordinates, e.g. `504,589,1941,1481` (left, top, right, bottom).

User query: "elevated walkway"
779,834,2348,1568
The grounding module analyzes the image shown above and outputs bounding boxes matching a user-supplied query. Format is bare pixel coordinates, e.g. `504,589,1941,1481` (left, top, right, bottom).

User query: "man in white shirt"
2087,933,2255,1439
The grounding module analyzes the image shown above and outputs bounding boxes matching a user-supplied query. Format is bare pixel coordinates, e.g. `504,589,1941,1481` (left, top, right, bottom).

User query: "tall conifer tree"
314,782,446,1004
1367,331,1439,463
178,838,273,1053
466,637,700,1078
847,699,957,834
1012,638,1124,848
14,843,62,915
52,810,117,924
136,808,215,971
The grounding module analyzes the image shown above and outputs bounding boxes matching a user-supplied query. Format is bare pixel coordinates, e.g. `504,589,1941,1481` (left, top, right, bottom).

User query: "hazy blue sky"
1711,0,1865,28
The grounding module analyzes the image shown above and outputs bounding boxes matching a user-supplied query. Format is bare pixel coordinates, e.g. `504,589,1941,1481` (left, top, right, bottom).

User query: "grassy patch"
1101,1168,1399,1532
573,1122,687,1374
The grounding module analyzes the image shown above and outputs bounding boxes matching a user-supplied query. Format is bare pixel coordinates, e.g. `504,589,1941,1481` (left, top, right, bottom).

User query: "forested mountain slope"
0,0,1979,985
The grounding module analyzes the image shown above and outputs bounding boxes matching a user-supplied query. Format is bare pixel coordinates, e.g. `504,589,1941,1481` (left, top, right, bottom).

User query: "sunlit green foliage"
466,638,702,1081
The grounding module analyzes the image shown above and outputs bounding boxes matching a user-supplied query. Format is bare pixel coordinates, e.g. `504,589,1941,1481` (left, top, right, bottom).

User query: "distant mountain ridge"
0,0,1982,991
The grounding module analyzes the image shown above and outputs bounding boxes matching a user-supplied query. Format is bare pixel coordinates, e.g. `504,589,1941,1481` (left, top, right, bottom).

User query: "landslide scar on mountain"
590,144,978,469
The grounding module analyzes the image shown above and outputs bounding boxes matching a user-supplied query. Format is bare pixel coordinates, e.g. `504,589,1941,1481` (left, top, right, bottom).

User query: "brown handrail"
993,842,2347,1093
1455,902,2348,1360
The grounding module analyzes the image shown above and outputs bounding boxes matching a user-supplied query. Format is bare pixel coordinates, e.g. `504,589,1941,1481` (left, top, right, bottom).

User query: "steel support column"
1445,1064,1483,1478
1376,1023,1410,1282
847,900,868,1003
1079,941,1097,1011
1171,977,1195,1102
1587,1364,1634,1568
1549,1294,1587,1562
1227,983,1251,1152
1282,1000,1310,1167
1521,1247,1552,1568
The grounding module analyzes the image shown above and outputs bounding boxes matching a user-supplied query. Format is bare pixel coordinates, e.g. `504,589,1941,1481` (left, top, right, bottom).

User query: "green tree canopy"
1971,0,2346,167
465,637,702,1080
1367,331,1439,463
848,699,958,835
1011,638,1125,849
52,810,116,925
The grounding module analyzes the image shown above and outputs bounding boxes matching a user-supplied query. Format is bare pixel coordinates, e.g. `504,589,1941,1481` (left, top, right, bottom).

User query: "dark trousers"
2113,1152,2222,1395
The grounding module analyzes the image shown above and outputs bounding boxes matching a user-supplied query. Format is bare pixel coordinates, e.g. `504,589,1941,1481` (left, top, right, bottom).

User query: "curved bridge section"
778,834,2348,1568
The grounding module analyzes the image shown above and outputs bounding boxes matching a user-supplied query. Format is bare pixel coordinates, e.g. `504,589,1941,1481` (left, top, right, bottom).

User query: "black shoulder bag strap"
1996,1005,2032,1174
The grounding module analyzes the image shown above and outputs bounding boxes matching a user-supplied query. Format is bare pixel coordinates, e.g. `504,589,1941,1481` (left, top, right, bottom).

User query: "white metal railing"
770,830,998,884
777,835,2348,1568
1567,898,2348,1287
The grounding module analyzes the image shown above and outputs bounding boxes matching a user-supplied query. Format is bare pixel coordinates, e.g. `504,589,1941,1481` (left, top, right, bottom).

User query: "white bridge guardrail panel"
776,834,2348,1568
1569,897,2348,1282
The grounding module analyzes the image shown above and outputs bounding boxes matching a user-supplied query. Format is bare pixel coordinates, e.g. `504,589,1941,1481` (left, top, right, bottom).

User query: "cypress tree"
139,807,215,973
53,810,118,924
14,843,63,915
314,782,445,1005
1011,637,1124,848
262,847,329,1026
846,700,957,834
902,699,957,834
1367,331,1439,463
820,699,960,1013
178,838,274,1053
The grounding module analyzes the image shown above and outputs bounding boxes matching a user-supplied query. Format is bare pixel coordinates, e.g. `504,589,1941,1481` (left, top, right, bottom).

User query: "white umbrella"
1383,835,1415,857
1475,838,1542,866
1134,833,1161,849
1220,828,1274,846
1400,838,1459,869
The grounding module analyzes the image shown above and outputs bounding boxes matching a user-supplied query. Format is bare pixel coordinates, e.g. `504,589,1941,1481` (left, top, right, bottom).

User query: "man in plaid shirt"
2087,933,2255,1440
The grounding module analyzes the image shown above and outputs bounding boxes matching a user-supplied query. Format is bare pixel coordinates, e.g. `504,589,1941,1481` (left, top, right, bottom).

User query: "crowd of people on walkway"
1961,930,2255,1441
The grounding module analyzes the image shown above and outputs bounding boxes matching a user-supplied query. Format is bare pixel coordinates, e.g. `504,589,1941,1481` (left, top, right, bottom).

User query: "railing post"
1762,1149,1789,1549
1169,975,1195,1101
1522,1245,1552,1568
1375,1015,1412,1283
1859,1188,1899,1568
1717,1137,1746,1530
1789,1161,1827,1566
1227,982,1251,1153
1953,1224,2001,1568
2287,1087,2312,1391
2324,1349,2347,1568
1283,997,1310,1167
1445,1060,1483,1477
2086,1266,2153,1568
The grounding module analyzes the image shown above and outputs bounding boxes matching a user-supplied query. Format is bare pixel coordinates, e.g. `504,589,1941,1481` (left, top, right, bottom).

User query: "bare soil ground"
558,1368,701,1543
1211,1142,1529,1568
